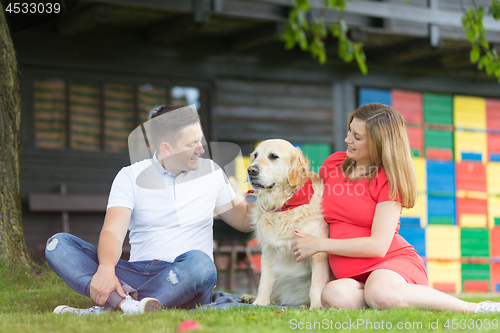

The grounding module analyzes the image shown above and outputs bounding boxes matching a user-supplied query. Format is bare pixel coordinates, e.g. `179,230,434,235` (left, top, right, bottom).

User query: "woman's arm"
292,200,402,261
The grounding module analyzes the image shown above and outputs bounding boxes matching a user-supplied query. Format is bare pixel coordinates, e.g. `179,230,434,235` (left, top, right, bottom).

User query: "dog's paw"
252,297,270,306
310,302,323,309
240,294,257,304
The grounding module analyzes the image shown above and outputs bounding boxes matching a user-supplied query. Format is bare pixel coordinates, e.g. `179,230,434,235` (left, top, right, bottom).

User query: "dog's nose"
247,165,259,176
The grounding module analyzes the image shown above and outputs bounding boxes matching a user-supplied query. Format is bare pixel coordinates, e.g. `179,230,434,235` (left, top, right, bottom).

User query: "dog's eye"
253,152,258,158
269,153,279,160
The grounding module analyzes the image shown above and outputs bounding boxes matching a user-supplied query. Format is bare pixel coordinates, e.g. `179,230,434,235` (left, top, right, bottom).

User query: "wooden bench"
28,184,108,234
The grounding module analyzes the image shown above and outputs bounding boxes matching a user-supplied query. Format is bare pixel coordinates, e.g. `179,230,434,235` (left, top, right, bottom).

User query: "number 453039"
5,2,61,14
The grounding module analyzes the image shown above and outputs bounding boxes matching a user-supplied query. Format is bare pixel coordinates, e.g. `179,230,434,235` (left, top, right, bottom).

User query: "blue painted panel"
399,227,426,257
427,160,455,194
496,283,500,292
400,217,421,228
358,88,391,107
428,195,456,220
461,152,482,161
490,153,500,162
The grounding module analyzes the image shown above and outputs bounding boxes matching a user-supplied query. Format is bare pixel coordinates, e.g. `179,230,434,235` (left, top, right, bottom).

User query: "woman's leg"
321,278,367,309
364,269,477,312
133,250,217,309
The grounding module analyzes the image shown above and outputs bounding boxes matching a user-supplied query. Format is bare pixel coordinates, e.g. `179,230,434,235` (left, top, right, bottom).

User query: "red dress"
320,152,428,285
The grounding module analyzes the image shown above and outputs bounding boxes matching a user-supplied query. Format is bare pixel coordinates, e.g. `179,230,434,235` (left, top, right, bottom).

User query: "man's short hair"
149,105,200,149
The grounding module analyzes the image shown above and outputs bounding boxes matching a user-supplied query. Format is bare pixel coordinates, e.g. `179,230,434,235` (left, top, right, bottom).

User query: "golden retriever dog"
245,139,330,308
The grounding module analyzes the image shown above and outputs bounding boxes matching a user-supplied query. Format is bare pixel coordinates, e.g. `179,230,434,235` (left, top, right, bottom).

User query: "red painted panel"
486,99,500,131
456,197,488,216
406,126,423,153
455,162,486,192
463,281,489,292
392,90,423,125
491,263,500,292
426,147,453,160
488,133,500,156
433,283,456,293
490,228,500,257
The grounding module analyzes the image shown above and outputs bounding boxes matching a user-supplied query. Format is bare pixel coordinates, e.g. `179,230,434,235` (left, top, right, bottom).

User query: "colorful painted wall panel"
428,195,456,225
413,157,427,193
426,225,460,260
487,133,500,162
462,263,490,292
427,261,462,293
358,87,500,291
427,161,455,195
456,197,488,228
392,89,422,125
453,95,486,130
358,88,391,107
407,126,423,157
486,163,500,195
423,93,453,125
486,99,500,131
454,130,487,163
424,129,454,160
401,194,427,227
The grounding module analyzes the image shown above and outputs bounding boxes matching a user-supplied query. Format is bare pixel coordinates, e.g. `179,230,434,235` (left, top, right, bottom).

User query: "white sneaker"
474,301,500,313
53,305,106,315
120,295,161,315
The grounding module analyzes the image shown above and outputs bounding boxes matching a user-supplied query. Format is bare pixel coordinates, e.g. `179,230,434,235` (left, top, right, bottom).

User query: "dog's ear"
288,147,309,187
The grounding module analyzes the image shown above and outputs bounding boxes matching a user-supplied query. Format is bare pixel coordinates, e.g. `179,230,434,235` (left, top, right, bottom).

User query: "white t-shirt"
107,155,236,262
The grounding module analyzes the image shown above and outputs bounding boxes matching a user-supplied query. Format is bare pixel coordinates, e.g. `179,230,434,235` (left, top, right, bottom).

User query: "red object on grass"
177,320,202,332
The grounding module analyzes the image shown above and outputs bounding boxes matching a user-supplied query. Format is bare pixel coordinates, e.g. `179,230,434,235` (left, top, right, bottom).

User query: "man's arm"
215,199,254,233
90,206,131,306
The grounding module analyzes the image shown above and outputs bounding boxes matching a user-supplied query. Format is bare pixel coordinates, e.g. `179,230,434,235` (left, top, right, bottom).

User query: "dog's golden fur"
247,139,330,308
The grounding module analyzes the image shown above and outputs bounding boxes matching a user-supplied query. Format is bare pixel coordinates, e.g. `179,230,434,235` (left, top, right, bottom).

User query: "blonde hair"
341,103,417,208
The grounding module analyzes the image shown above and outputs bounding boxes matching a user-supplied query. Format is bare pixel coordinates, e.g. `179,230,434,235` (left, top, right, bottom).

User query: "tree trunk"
0,3,32,265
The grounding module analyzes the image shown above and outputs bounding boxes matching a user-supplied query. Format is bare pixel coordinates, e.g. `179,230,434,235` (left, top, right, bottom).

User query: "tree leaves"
282,0,367,73
462,3,500,81
283,0,500,81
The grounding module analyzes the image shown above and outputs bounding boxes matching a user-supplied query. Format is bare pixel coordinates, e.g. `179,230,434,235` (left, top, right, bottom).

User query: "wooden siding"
214,79,334,143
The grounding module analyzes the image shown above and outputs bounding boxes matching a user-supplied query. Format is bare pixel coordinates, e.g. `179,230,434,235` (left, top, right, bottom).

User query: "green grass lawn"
2,260,500,333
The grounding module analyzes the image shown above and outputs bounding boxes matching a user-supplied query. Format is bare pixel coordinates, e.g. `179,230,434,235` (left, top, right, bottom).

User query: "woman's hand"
291,231,322,262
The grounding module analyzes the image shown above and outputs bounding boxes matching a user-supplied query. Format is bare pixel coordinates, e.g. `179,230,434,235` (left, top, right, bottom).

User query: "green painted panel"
461,229,489,257
301,143,332,174
462,264,490,281
424,93,453,125
424,129,454,150
428,216,455,225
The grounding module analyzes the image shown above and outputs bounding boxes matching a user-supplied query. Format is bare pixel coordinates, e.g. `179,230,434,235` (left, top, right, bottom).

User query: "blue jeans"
45,233,217,310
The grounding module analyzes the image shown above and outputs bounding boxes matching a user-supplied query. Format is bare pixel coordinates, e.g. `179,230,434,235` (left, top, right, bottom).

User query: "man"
45,105,252,315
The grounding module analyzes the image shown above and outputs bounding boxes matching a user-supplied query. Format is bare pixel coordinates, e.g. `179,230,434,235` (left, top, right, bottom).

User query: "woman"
292,103,499,313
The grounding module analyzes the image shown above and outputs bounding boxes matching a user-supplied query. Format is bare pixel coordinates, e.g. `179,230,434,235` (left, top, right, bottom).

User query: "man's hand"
90,265,126,306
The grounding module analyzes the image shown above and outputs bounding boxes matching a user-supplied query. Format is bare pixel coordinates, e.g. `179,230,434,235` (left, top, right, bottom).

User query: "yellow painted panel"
427,261,462,293
401,194,427,227
487,163,500,195
456,190,488,199
426,225,460,260
454,131,487,163
459,214,488,228
453,95,486,130
413,157,426,192
235,156,252,194
488,197,500,229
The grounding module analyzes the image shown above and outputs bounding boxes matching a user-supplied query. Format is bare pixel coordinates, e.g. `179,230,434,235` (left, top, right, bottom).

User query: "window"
33,77,201,154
